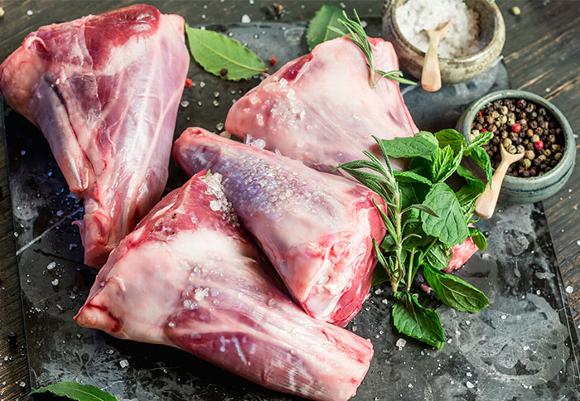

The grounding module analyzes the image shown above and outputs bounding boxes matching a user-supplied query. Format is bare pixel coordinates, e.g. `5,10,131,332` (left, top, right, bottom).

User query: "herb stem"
406,248,416,292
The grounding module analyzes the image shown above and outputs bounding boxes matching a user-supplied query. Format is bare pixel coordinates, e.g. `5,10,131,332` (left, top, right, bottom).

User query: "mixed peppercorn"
471,98,565,178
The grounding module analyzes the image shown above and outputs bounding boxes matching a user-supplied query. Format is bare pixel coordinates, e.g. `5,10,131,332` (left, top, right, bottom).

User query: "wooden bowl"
382,0,505,84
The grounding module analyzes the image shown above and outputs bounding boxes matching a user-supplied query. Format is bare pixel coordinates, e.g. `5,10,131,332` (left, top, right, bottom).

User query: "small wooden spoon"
421,21,450,92
476,144,525,219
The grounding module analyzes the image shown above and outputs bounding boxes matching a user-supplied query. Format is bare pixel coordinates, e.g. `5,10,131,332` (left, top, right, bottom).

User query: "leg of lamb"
75,171,373,401
224,36,418,173
0,4,189,267
173,128,386,326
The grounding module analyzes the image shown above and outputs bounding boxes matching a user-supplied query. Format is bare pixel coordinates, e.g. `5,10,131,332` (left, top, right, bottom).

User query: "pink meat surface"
445,237,479,273
0,5,189,267
75,171,373,401
225,36,418,173
173,128,386,326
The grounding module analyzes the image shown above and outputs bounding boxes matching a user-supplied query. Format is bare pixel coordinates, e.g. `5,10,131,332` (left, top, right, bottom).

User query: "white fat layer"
93,229,243,343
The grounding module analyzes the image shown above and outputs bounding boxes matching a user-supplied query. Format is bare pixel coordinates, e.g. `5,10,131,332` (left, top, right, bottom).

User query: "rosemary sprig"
329,10,416,87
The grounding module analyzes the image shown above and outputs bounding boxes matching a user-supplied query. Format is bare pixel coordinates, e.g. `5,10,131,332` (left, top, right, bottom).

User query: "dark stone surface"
3,20,578,401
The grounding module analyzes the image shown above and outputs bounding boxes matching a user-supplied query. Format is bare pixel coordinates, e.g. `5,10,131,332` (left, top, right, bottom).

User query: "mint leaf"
466,146,493,183
306,5,344,50
399,181,429,209
468,130,493,149
421,183,469,246
423,265,489,313
32,381,117,401
456,180,486,214
394,170,433,185
435,129,465,154
186,26,267,81
378,132,438,160
469,227,488,250
431,146,462,182
456,164,485,186
392,292,445,349
423,243,451,270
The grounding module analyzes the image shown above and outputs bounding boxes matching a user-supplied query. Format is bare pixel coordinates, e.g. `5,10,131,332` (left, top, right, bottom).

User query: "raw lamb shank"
0,4,189,267
75,171,373,401
225,36,418,173
173,127,386,326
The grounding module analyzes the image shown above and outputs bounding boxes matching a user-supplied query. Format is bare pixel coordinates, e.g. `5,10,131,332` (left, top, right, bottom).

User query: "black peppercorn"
516,99,527,109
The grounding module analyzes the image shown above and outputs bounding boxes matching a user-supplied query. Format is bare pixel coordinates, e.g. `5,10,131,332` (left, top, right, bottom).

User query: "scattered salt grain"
46,262,56,270
466,372,472,377
199,81,206,88
241,14,251,23
51,279,59,286
119,359,129,368
167,321,176,328
216,122,224,131
523,345,530,351
565,286,574,294
381,299,389,305
0,7,4,18
396,0,480,58
374,288,383,295
26,9,33,16
500,314,507,320
180,100,190,108
19,381,26,388
576,240,580,246
396,338,407,349
220,131,231,139
466,381,475,389
511,6,521,16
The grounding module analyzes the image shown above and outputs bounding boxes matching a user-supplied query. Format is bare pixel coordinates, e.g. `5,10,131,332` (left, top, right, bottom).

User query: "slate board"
2,21,579,401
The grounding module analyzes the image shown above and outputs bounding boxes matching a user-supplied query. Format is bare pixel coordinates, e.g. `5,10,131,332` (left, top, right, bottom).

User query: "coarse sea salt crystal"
396,338,407,349
396,0,481,58
241,14,251,23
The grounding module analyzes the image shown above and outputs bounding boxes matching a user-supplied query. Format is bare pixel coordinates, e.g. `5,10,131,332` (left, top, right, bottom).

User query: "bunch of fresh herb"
340,129,493,348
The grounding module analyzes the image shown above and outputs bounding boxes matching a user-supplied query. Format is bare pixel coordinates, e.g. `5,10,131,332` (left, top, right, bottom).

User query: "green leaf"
32,381,117,401
394,170,433,185
423,243,452,270
306,5,344,50
468,130,493,149
469,227,488,250
421,183,469,246
431,146,463,183
404,203,438,216
378,132,438,160
456,179,486,214
456,164,485,186
398,181,428,209
185,26,267,81
466,146,493,183
392,292,445,349
423,265,489,313
435,129,466,154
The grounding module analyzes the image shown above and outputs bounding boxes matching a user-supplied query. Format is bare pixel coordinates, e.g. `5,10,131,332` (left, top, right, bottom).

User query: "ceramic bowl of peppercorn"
457,89,576,204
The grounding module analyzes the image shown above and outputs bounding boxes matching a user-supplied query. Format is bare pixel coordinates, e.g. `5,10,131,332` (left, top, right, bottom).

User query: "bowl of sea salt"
383,0,505,84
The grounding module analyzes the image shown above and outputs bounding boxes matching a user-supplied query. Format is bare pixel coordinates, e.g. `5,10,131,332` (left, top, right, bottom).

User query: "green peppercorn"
555,152,563,160
532,134,540,142
552,144,561,151
543,149,551,157
503,138,512,148
517,145,525,153
520,158,532,168
507,145,517,154
525,150,535,160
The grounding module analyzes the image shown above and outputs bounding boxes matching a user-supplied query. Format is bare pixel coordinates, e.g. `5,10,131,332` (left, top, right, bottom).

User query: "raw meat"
173,127,386,326
225,36,418,173
0,4,189,267
75,171,373,401
445,237,478,273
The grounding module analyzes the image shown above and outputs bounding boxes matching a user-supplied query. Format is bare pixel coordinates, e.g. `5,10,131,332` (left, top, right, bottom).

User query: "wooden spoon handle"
421,35,442,92
475,159,511,219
